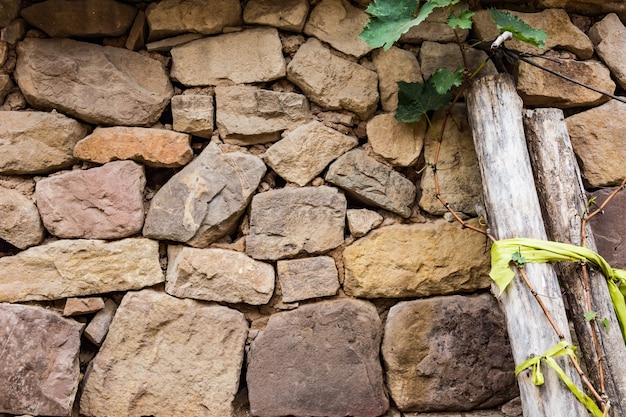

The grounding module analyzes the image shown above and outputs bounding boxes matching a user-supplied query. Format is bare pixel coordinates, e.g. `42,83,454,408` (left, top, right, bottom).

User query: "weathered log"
466,74,588,416
524,107,626,416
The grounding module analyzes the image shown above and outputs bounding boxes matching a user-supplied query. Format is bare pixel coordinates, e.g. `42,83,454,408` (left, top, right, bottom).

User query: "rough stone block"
277,256,339,302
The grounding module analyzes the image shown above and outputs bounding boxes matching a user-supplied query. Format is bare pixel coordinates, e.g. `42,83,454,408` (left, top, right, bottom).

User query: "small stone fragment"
125,10,147,51
0,74,12,102
63,297,106,316
243,0,309,32
171,94,214,138
366,113,425,167
372,46,422,112
277,256,339,302
145,33,203,52
0,186,45,249
346,208,383,238
84,299,118,346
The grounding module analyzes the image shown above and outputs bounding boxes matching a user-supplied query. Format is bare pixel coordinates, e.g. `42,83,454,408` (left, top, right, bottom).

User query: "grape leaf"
489,8,548,48
448,8,474,29
395,80,453,123
585,311,598,321
601,318,610,331
511,251,526,268
430,67,464,95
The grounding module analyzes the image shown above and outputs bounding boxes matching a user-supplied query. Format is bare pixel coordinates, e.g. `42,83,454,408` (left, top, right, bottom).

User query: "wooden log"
524,107,626,416
466,74,588,417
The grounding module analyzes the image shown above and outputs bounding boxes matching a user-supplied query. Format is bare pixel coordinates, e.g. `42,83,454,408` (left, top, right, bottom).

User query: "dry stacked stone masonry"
0,0,625,416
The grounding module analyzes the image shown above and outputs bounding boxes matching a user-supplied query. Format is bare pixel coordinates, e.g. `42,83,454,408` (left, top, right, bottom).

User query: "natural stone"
0,110,89,175
35,161,146,239
81,289,248,417
472,9,594,59
537,0,626,19
372,46,422,112
346,208,383,238
215,85,310,145
263,120,358,186
247,299,389,416
0,0,20,27
400,1,469,43
246,186,346,260
515,58,615,108
0,18,25,44
0,74,12,102
166,246,275,305
304,0,372,57
63,297,105,316
325,149,416,218
145,0,241,40
567,100,626,187
588,186,626,269
0,186,44,249
84,299,118,346
125,10,147,51
287,38,378,119
589,13,626,90
243,0,309,32
20,0,137,38
343,219,491,298
420,104,483,215
15,38,172,126
145,33,203,52
74,126,193,168
382,294,517,411
366,113,425,167
277,256,339,302
0,304,82,417
171,94,214,139
171,28,285,86
0,238,163,302
143,143,266,247
420,41,498,79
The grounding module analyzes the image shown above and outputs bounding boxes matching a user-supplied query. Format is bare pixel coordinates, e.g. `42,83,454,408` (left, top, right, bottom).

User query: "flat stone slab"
277,256,339,302
81,289,248,417
0,303,82,416
0,186,45,249
15,38,173,126
247,299,389,416
0,238,163,302
246,186,346,260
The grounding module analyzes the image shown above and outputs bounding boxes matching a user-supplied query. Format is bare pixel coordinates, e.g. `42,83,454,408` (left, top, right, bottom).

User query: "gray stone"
246,186,346,260
143,143,266,247
325,149,416,218
588,186,626,269
0,186,44,249
145,0,241,40
589,13,626,90
166,246,275,305
63,297,105,316
171,94,214,138
0,110,89,175
400,1,470,43
263,120,358,186
171,28,286,86
382,294,517,411
0,0,20,27
277,256,339,302
346,208,383,238
287,38,379,120
247,299,389,416
243,0,308,32
215,85,310,145
366,113,425,167
420,41,498,79
15,38,172,126
21,0,137,38
0,304,82,417
0,238,163,302
84,299,118,346
304,0,372,57
372,46,422,112
81,289,248,417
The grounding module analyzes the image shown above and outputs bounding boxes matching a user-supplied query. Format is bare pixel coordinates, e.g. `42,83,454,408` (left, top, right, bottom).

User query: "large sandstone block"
343,219,491,298
589,13,626,90
171,28,286,86
277,256,340,302
247,299,389,416
382,294,518,412
0,304,82,417
81,289,248,417
15,38,173,126
0,238,163,302
243,0,309,32
143,143,266,247
0,186,45,249
0,110,89,175
366,112,425,167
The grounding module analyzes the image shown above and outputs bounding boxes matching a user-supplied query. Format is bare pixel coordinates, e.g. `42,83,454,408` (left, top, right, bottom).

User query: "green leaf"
448,8,474,29
601,318,611,331
430,67,464,95
488,8,548,48
584,311,598,321
395,80,453,123
511,251,526,268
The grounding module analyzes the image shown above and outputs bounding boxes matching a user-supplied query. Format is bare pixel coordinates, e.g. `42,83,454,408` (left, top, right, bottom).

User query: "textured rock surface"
0,238,163,302
35,161,146,239
143,143,266,247
325,149,416,217
243,0,309,32
171,94,214,139
382,294,517,411
400,2,469,43
81,289,248,417
277,256,339,302
0,110,89,174
263,120,358,186
344,219,491,298
589,13,626,90
84,298,118,346
166,246,275,305
74,127,192,168
171,28,285,85
247,299,389,416
366,113,425,167
588,186,626,269
246,186,346,260
420,41,497,79
346,208,383,238
215,85,310,144
566,99,626,187
372,46,422,112
287,38,378,119
0,303,82,417
63,297,105,316
0,186,44,249
537,0,626,18
0,0,20,27
15,38,173,126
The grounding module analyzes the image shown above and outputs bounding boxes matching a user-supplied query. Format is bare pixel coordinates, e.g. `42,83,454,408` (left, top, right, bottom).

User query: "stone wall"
0,0,625,416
